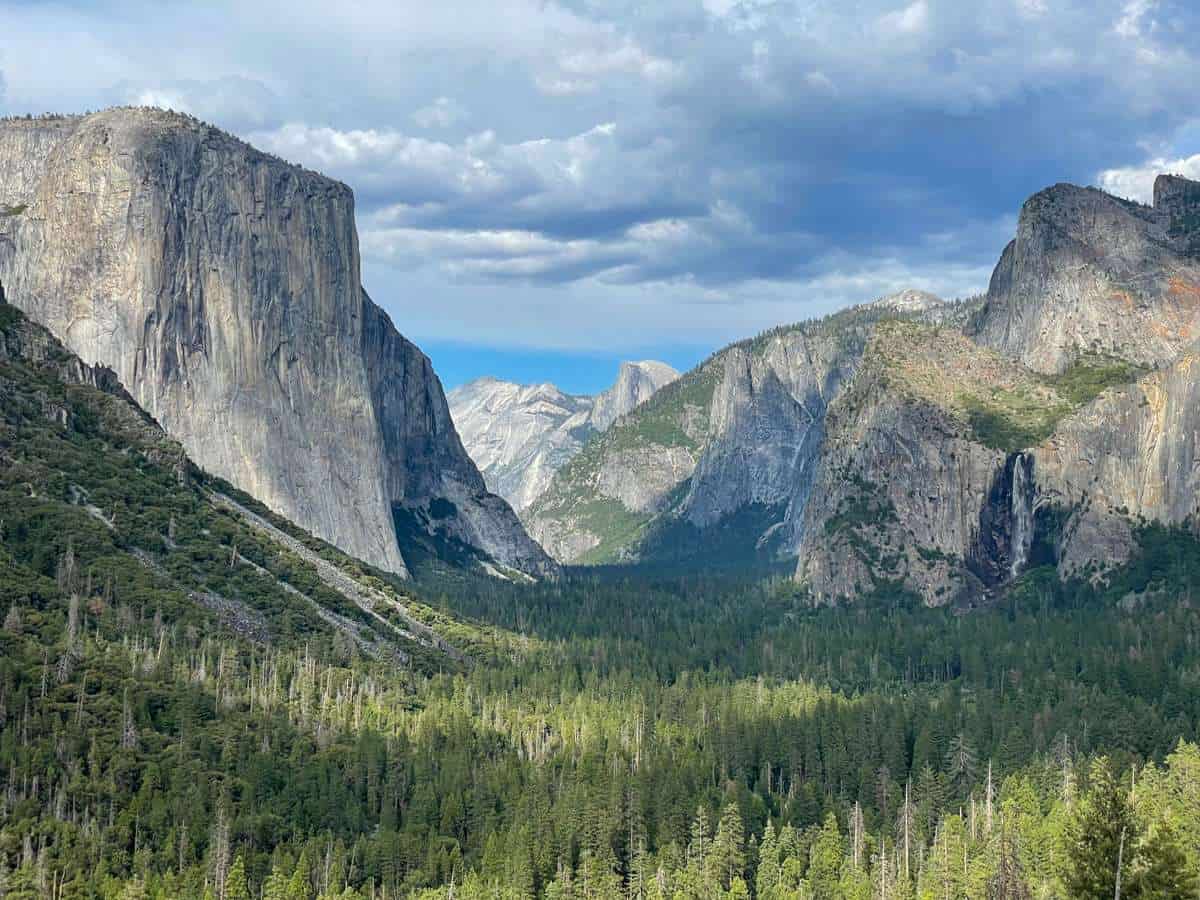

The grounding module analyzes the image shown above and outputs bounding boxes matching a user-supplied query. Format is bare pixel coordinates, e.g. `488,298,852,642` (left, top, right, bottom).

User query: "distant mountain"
526,174,1200,602
0,107,554,580
448,360,678,513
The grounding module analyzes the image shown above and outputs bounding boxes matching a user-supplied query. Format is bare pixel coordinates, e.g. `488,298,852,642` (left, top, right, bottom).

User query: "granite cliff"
447,360,677,513
524,300,899,565
0,108,553,579
971,176,1200,373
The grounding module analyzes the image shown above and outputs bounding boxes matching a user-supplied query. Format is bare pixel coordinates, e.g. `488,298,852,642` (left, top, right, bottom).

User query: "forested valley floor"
4,531,1200,899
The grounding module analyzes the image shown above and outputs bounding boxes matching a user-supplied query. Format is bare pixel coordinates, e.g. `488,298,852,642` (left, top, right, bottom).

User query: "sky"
2,1,1199,393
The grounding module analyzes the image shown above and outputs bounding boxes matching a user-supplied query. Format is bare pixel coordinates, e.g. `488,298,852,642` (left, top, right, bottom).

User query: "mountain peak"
592,360,680,431
972,176,1200,373
868,289,945,313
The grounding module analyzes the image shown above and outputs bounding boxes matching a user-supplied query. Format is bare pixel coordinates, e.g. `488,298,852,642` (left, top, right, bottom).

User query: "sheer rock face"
0,108,553,578
447,360,677,513
1033,352,1200,574
679,329,857,534
971,179,1200,374
795,326,1019,605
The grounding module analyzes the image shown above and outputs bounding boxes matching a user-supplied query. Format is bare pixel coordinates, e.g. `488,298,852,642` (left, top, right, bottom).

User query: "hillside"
524,297,952,569
0,297,502,670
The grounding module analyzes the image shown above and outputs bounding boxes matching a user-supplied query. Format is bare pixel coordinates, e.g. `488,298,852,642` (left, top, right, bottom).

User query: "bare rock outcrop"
971,178,1200,373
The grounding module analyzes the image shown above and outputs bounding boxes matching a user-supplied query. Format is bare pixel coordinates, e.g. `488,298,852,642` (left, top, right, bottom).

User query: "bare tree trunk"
1114,826,1126,900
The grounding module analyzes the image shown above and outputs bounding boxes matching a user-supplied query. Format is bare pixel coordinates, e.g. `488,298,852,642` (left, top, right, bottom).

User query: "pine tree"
988,823,1031,900
288,850,312,900
756,820,781,899
808,813,844,899
225,855,252,900
263,870,291,900
1064,758,1136,900
1131,818,1196,899
710,802,745,890
946,732,978,797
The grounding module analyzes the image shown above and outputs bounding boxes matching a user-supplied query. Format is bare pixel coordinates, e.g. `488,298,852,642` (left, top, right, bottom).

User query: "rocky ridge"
525,299,921,565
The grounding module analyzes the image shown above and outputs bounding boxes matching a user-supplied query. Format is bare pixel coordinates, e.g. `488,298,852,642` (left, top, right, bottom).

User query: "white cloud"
251,119,691,236
131,88,190,111
879,0,930,36
117,77,282,131
534,34,680,95
1114,0,1155,38
412,97,468,130
1097,153,1200,203
4,0,1199,355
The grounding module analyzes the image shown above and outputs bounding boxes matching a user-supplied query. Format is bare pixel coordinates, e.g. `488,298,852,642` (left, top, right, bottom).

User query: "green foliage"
963,397,1058,452
622,501,791,575
1064,758,1138,899
1045,355,1145,405
0,302,21,330
604,363,720,453
0,202,28,217
1065,757,1197,899
964,355,1144,451
571,498,653,565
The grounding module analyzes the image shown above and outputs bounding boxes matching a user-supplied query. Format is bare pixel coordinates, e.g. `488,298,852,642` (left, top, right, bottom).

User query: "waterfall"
1009,453,1034,579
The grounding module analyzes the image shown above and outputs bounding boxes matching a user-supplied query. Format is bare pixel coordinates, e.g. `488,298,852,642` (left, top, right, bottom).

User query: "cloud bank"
1,0,1198,354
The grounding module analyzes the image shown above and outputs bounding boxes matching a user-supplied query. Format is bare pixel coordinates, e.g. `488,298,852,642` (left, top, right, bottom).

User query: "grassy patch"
0,202,28,217
963,357,1143,451
874,321,1144,452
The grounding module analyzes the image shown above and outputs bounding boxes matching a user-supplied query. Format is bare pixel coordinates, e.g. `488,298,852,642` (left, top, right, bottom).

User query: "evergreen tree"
1131,819,1196,899
1064,758,1136,900
711,802,746,890
756,820,781,899
808,814,844,899
224,855,252,900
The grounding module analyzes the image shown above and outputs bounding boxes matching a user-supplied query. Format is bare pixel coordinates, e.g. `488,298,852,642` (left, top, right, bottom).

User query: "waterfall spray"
1009,453,1034,579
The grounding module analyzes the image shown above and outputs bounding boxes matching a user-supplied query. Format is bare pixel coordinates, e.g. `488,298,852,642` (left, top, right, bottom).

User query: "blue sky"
3,0,1200,394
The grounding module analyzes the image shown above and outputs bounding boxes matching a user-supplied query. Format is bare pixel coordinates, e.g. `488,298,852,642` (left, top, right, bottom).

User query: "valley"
0,105,1199,900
